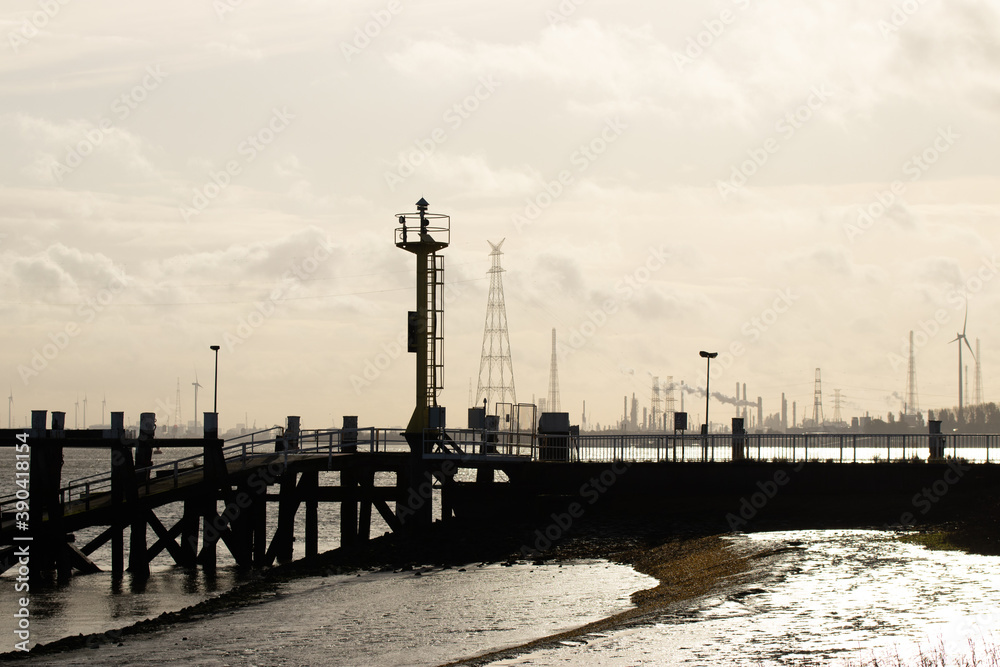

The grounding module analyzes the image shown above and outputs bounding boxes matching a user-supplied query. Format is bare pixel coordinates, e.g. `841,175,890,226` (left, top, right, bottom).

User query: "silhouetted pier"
3,407,999,584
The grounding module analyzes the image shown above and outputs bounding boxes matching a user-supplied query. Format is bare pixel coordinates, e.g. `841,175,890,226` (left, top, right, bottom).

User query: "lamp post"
699,350,717,459
210,345,220,414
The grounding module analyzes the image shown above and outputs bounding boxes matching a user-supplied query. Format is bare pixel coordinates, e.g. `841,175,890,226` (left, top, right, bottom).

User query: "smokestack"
757,396,762,430
742,383,748,422
781,393,787,431
736,382,740,417
792,401,797,428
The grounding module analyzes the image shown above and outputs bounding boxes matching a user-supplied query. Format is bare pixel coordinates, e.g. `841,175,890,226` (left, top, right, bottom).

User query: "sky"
1,0,999,432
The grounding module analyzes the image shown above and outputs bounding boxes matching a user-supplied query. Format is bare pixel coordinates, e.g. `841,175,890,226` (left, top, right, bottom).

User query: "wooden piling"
358,467,374,542
340,467,358,547
303,470,319,557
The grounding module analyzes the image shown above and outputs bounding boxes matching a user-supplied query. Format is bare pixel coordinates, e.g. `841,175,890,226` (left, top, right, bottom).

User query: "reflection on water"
16,560,654,666
492,530,1000,666
0,567,246,647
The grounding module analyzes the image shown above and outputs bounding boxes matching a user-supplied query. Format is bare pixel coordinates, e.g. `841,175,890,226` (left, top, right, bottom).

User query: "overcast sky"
2,0,998,431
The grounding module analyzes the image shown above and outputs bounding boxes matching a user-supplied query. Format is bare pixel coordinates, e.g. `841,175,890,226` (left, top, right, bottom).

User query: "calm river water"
2,530,998,665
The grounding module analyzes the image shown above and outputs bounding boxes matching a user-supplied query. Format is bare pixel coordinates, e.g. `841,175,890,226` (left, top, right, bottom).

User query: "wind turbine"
83,395,88,428
75,395,80,428
7,388,12,429
102,394,107,427
192,372,203,431
950,300,977,420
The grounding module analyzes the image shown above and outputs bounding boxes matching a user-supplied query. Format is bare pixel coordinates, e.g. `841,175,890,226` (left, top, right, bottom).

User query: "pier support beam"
302,471,319,558
252,488,267,565
181,499,200,567
358,467,374,542
274,471,298,564
340,467,358,548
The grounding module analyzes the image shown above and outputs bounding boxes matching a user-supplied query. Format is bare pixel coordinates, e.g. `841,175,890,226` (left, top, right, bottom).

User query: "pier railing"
424,430,997,465
543,432,996,464
0,426,407,519
5,429,995,520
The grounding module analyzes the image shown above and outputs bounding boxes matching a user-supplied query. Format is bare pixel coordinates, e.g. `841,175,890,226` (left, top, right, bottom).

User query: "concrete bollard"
136,412,156,474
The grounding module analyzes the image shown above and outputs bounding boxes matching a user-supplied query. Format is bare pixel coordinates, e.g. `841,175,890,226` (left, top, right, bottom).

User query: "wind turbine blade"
964,337,977,360
963,299,969,335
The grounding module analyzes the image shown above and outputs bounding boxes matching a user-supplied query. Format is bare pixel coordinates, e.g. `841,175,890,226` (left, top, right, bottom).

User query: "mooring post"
342,416,357,454
127,413,155,579
108,412,126,575
340,415,359,546
48,411,71,581
135,412,155,484
27,410,52,580
200,413,220,572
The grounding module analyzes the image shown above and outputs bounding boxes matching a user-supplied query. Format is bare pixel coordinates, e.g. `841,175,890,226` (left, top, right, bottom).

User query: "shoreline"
4,499,998,663
440,533,786,667
3,518,747,662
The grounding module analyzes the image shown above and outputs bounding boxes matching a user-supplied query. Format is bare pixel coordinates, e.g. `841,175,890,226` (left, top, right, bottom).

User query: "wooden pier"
0,411,442,582
3,405,1000,585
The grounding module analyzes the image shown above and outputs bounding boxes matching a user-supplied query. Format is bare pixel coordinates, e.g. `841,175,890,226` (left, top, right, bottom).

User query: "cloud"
1,113,157,185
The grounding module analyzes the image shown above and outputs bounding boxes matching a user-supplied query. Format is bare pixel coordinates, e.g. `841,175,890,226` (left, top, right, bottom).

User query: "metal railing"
0,426,407,521
3,430,994,522
423,427,536,459
421,431,997,465
534,432,996,464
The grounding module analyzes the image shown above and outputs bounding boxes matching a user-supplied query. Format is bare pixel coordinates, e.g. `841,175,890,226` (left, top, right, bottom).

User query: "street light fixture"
699,351,718,439
210,345,221,414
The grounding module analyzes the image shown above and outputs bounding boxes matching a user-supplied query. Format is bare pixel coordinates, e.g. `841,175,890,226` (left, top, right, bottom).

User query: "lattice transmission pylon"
812,368,824,426
476,239,516,414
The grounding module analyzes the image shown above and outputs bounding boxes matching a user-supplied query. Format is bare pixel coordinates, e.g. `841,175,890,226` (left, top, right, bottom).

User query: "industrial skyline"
1,1,997,431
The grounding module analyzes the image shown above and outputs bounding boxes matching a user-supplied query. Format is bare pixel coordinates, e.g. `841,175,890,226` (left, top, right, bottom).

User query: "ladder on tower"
425,253,445,405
